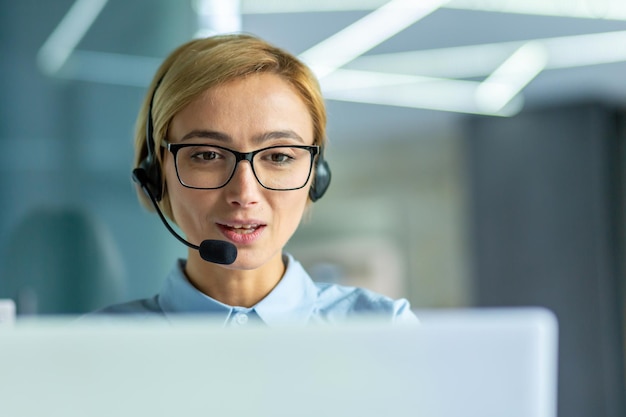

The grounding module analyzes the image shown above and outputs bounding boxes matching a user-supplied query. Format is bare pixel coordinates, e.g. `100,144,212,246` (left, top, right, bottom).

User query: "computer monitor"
0,299,15,326
0,307,558,417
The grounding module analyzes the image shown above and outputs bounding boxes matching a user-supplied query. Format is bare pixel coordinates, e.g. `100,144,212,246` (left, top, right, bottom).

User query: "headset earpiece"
309,152,331,202
135,152,163,201
133,81,164,201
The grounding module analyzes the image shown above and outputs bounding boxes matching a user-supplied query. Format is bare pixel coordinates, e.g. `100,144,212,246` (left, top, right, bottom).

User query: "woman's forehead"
168,73,314,145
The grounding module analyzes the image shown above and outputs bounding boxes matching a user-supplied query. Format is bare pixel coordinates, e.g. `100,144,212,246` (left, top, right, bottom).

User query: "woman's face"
165,73,314,270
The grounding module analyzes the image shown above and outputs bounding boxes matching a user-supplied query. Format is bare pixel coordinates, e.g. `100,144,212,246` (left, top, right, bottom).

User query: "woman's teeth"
229,224,259,234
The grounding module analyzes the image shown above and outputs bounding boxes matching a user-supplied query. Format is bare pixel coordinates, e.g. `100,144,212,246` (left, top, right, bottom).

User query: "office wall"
0,0,195,312
466,102,626,417
286,125,471,307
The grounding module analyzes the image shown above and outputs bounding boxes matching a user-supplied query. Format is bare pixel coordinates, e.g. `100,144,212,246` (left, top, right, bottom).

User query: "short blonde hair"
133,33,327,219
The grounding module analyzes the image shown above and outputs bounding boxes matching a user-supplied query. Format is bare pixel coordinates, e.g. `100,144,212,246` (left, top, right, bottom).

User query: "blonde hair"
133,33,327,219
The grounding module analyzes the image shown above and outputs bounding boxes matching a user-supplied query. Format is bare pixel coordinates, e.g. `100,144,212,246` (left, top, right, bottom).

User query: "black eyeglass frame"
162,141,320,191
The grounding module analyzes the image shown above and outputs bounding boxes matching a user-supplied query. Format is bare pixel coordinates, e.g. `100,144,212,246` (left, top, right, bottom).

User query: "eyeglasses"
162,141,320,191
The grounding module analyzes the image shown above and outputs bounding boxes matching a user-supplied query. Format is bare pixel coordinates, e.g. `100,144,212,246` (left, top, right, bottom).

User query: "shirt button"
234,313,248,325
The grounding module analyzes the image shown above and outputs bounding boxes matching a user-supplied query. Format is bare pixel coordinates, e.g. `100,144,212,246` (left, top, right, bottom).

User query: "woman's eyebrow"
253,130,305,144
179,130,232,143
179,129,305,144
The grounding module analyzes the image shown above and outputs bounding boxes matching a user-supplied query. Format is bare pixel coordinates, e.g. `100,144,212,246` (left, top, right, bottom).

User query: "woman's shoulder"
312,281,417,322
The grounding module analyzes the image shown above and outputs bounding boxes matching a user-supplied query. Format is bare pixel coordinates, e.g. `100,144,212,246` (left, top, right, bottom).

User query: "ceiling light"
193,0,241,38
346,43,519,79
298,0,449,78
321,69,433,92
544,30,626,68
324,78,523,116
241,0,626,20
446,0,626,20
346,30,626,78
37,0,108,75
320,29,625,115
475,42,548,114
242,0,385,14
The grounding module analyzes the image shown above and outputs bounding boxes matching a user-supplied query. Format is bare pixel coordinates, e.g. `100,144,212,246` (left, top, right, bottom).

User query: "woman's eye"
269,153,291,163
190,149,220,161
258,148,299,166
198,151,217,160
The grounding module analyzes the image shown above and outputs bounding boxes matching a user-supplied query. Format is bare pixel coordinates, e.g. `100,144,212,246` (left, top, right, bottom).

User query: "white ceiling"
37,0,626,140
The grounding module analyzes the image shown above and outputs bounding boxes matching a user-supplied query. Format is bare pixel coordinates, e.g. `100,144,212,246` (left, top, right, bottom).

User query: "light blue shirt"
95,253,417,326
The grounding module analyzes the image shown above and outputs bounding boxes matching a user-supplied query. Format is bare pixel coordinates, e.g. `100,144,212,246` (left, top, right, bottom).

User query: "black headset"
133,78,331,202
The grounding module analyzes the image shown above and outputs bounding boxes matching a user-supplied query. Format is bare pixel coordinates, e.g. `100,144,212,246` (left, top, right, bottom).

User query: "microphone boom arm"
132,168,237,265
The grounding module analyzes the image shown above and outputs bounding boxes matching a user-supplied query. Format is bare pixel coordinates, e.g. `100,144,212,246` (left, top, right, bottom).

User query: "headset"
133,78,331,202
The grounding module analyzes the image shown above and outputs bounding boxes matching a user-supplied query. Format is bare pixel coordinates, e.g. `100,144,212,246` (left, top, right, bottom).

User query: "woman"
98,34,416,325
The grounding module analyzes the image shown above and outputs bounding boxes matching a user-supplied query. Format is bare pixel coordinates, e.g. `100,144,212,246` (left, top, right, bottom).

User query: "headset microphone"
132,168,237,265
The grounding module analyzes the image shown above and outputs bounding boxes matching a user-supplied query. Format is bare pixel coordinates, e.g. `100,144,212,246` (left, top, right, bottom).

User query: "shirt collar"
253,253,318,326
157,254,318,326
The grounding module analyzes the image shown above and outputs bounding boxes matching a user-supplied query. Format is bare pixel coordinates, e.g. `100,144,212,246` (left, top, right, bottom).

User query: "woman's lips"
216,222,266,244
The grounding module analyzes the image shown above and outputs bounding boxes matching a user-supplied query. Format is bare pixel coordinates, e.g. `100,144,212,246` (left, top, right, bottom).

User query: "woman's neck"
183,249,286,308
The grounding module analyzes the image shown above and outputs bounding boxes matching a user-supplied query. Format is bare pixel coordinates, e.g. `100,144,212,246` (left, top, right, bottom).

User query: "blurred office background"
0,0,625,416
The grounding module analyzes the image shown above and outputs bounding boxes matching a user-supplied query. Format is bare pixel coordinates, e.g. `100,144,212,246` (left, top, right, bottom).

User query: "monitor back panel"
0,308,558,417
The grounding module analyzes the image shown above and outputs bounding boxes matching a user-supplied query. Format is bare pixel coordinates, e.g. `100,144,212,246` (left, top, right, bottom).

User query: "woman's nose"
224,161,261,207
